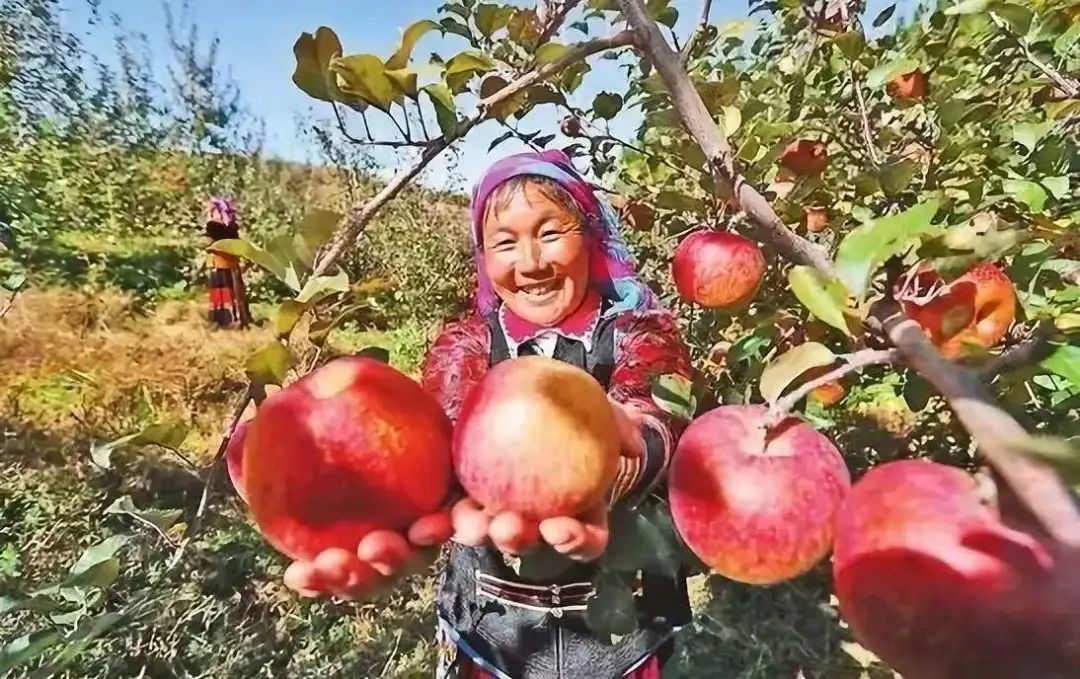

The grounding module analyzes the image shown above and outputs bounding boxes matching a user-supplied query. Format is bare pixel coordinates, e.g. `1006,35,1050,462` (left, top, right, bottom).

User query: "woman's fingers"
312,547,381,599
357,531,413,577
539,505,610,562
610,399,646,460
489,511,541,555
450,498,492,546
283,561,324,598
408,511,454,547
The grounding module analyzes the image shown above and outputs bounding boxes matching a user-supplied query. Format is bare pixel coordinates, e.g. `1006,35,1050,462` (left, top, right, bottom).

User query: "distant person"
204,197,251,329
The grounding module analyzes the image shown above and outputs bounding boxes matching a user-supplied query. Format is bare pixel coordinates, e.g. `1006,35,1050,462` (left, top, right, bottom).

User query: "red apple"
668,405,851,585
672,231,766,309
453,355,620,520
897,263,1016,358
777,139,828,176
802,206,828,233
887,70,929,101
833,460,1080,679
243,357,453,561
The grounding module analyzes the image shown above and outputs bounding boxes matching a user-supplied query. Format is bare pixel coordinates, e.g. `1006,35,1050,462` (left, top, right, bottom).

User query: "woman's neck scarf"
468,149,658,322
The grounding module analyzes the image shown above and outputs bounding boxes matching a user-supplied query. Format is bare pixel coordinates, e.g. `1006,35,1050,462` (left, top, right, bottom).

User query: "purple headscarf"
469,150,658,319
207,196,237,226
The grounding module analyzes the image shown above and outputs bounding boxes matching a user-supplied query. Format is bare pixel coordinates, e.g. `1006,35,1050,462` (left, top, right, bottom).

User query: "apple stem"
764,349,899,428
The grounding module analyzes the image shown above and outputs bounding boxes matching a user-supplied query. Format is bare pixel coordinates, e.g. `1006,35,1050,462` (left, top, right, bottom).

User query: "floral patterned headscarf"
469,150,658,319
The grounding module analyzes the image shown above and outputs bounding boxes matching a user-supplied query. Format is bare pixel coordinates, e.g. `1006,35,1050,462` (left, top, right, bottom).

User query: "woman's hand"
610,398,647,461
281,510,453,601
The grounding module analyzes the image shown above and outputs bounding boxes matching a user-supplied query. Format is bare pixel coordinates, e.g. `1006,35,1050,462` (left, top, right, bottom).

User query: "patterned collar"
497,290,603,358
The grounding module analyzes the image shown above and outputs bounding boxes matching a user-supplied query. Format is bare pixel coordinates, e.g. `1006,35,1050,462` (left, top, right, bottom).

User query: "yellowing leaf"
444,51,496,93
332,54,396,111
291,27,342,101
788,266,852,335
720,105,742,136
479,74,526,120
385,20,439,70
246,342,296,386
760,343,837,404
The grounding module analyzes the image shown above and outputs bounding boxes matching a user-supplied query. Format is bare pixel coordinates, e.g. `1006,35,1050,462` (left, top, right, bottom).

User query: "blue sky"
59,0,907,191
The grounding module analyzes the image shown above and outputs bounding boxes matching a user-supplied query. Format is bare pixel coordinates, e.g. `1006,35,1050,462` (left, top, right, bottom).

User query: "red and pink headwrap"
468,150,658,318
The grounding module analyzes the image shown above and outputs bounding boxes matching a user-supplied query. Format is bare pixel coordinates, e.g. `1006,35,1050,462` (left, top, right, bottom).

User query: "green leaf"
444,51,496,93
878,159,917,196
1012,122,1052,154
944,0,990,15
30,612,124,678
0,629,62,674
104,496,183,533
210,239,290,288
903,373,934,412
835,200,943,297
651,373,697,420
1041,343,1080,389
474,4,509,37
296,271,350,305
586,572,638,639
1003,179,1049,212
719,106,741,136
760,343,837,404
788,266,852,335
873,4,897,27
291,27,342,101
332,54,396,111
866,57,920,89
68,535,129,582
90,422,189,468
592,91,623,120
834,31,865,60
385,19,439,70
990,2,1032,34
274,300,306,336
422,83,458,138
246,342,296,386
60,558,119,590
535,42,569,65
603,505,681,577
439,16,474,43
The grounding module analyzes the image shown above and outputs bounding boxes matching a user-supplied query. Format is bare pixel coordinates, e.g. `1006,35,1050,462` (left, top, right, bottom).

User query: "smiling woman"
275,150,696,679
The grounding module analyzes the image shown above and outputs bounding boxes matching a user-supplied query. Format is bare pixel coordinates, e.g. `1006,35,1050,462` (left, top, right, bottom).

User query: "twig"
415,100,431,141
977,321,1058,379
849,67,881,167
616,0,835,274
767,349,898,424
537,0,582,45
0,290,18,320
989,14,1080,98
679,0,714,67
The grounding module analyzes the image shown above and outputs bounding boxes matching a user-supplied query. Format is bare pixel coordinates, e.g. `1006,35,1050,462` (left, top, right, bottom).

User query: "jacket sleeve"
420,314,491,423
606,309,693,504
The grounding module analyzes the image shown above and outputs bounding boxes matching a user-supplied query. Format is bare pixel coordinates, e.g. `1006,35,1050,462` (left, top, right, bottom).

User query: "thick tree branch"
616,0,835,274
679,0,714,67
872,301,1080,546
767,348,899,424
990,14,1080,98
977,321,1059,379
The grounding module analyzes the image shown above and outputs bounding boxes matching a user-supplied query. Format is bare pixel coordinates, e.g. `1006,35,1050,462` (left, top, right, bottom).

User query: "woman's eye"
539,229,564,242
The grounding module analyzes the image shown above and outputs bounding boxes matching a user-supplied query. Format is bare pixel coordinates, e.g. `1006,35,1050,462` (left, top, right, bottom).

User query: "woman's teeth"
520,281,559,298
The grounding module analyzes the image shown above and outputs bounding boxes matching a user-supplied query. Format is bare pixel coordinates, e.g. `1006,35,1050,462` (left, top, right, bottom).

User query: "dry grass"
0,287,272,461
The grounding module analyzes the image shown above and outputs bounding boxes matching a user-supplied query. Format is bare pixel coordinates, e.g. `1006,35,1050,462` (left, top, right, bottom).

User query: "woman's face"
482,182,590,327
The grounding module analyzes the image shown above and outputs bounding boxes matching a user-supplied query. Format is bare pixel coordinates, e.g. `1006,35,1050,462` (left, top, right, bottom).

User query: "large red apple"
668,405,851,585
672,231,766,310
777,139,828,176
896,262,1016,358
243,357,453,561
453,356,620,520
833,460,1080,679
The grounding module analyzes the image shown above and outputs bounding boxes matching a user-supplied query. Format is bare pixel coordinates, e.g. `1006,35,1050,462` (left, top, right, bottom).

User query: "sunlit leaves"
474,4,513,39
422,83,458,137
444,51,495,93
878,159,917,196
245,341,295,386
835,200,943,297
385,20,439,70
90,422,190,469
760,343,837,404
944,0,991,15
1003,179,1049,212
535,42,569,65
479,74,525,120
331,54,396,112
291,27,342,101
788,266,853,335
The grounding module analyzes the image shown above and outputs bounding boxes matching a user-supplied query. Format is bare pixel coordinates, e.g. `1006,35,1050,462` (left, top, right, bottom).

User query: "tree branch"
537,0,582,45
679,0,714,67
616,0,835,275
849,67,881,167
767,349,898,425
871,300,1080,546
990,14,1080,98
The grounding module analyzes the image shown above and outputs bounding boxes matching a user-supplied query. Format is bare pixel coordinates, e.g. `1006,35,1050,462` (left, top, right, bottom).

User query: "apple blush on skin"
833,460,1078,679
242,356,453,562
667,404,851,585
453,355,620,521
672,231,766,310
